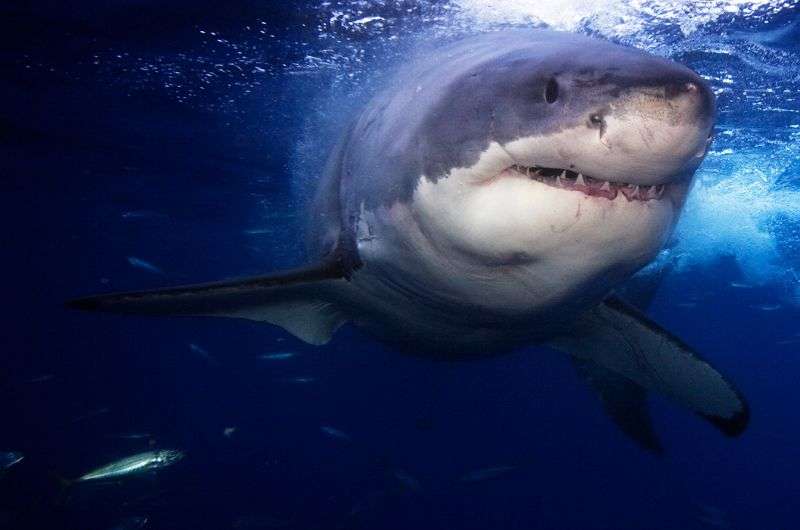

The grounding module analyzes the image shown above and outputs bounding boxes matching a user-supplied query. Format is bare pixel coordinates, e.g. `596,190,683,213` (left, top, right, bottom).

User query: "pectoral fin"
552,296,749,439
67,258,352,346
572,357,663,453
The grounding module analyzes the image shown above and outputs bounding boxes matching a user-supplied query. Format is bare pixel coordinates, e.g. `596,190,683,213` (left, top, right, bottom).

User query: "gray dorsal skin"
69,29,748,450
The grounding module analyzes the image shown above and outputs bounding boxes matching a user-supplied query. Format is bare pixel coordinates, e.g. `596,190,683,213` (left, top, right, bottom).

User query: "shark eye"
589,114,604,126
544,78,559,104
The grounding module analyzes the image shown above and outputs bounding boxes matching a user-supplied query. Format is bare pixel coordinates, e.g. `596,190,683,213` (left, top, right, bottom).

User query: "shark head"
352,31,715,319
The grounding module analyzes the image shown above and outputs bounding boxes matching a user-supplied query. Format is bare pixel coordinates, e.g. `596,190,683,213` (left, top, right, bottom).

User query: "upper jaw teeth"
510,164,667,202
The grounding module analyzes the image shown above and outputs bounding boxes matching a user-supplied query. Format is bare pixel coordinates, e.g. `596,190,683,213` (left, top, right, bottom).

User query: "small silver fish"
127,257,164,275
752,303,781,311
697,504,731,529
188,343,218,365
232,514,290,529
282,377,316,384
258,352,296,361
1,451,24,471
105,433,152,440
78,450,184,482
25,374,55,384
393,469,422,492
320,425,351,442
108,516,149,530
121,210,167,220
71,406,111,423
460,465,517,483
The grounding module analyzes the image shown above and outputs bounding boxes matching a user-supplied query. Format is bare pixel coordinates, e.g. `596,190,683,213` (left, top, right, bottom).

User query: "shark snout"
665,77,715,125
588,75,716,186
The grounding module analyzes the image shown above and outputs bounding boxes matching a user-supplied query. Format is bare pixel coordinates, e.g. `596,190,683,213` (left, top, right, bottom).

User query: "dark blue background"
2,2,799,529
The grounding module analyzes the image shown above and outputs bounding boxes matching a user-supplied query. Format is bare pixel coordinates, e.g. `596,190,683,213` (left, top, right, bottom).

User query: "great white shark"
69,30,748,452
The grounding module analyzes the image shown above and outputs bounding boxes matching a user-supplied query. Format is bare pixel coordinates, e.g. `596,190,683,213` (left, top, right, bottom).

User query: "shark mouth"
510,164,667,201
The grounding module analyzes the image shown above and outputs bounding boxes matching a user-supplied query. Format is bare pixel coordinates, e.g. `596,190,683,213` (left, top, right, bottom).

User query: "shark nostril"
666,81,701,99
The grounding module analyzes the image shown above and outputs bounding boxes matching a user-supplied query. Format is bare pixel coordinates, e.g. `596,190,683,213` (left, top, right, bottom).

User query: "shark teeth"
510,164,668,202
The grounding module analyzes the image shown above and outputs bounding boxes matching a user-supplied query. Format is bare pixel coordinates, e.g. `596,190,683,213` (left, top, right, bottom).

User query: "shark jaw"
386,156,681,321
506,164,668,202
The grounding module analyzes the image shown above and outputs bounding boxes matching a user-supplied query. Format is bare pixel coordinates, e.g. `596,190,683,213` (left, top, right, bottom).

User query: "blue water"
2,1,800,529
